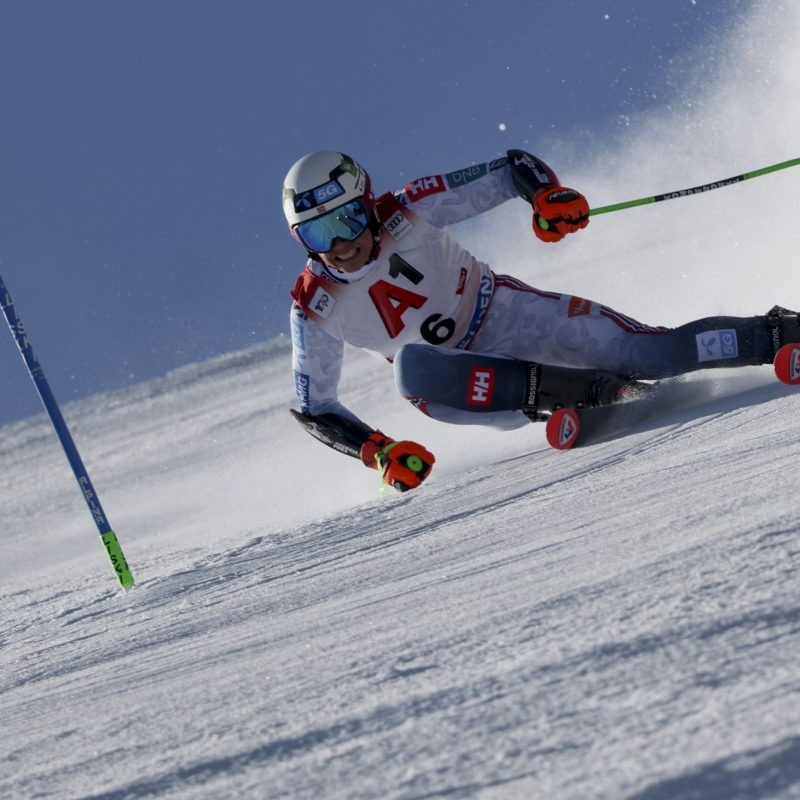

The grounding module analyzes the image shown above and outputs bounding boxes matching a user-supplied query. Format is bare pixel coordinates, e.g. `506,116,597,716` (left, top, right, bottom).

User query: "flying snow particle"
498,123,507,131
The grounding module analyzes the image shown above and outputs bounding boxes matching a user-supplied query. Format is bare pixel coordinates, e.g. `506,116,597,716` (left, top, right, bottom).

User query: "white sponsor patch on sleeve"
696,329,738,362
309,286,336,319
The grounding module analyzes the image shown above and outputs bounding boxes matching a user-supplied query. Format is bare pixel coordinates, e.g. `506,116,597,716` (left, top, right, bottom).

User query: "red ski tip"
546,408,581,450
774,343,800,385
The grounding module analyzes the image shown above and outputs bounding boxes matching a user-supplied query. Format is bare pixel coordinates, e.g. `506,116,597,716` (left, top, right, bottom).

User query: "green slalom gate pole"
1,272,135,590
588,156,800,217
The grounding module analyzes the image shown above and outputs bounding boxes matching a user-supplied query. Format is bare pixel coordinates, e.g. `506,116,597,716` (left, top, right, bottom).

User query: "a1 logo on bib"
774,343,800,385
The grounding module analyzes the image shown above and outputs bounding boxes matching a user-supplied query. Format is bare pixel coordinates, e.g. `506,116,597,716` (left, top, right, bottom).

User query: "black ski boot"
523,364,634,421
767,305,800,359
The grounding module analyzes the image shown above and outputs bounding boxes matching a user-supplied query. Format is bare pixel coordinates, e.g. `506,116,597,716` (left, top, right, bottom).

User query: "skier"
285,150,799,491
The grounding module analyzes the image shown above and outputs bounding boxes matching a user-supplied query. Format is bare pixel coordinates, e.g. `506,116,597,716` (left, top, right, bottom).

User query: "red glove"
532,186,590,243
360,432,435,492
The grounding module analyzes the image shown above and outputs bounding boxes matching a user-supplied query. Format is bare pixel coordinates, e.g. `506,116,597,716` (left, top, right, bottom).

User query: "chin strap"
368,211,382,253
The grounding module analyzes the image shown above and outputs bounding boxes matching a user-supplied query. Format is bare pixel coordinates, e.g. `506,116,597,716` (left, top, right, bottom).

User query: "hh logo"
467,366,495,406
405,175,445,201
568,296,592,317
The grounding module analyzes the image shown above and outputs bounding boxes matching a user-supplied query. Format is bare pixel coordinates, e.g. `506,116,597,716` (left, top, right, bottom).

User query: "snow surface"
3,5,800,799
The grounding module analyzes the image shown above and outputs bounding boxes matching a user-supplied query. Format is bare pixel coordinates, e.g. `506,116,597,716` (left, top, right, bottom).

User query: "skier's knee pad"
394,343,529,412
394,343,455,402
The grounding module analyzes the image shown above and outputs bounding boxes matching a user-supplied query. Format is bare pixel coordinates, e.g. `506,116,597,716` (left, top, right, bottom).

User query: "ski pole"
1,272,135,590
588,156,800,217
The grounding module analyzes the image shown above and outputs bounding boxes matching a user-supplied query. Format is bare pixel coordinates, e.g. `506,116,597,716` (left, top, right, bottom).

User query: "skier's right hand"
532,186,590,242
360,432,435,492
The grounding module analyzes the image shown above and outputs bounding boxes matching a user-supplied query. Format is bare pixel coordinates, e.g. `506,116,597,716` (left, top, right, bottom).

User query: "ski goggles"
292,198,371,253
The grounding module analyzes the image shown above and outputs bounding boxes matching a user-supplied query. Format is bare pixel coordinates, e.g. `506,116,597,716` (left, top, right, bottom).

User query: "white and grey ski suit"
290,152,773,430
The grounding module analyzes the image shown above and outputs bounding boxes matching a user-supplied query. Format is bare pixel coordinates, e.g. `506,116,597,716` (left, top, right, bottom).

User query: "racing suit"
290,150,775,431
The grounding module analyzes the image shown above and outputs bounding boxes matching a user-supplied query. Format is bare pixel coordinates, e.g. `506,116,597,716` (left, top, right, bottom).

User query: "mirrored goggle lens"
294,199,370,253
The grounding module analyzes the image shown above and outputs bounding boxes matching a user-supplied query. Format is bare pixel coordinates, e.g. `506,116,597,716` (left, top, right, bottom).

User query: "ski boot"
523,364,638,422
768,306,800,385
767,305,800,358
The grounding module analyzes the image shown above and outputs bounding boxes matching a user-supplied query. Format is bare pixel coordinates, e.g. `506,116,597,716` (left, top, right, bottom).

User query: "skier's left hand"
532,186,590,243
360,432,435,492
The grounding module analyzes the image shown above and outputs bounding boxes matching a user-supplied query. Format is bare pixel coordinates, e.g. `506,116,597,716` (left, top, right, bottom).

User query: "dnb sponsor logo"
445,163,488,189
294,370,311,410
467,366,495,406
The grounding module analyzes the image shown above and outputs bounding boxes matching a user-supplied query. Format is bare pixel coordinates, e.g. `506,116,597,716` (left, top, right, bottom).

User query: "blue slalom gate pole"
1,272,134,589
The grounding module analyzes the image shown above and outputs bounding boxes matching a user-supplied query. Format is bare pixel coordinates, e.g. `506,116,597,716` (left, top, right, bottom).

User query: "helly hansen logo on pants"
467,366,495,406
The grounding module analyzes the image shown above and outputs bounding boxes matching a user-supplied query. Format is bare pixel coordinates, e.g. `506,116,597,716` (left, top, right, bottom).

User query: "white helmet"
282,151,376,255
282,151,373,226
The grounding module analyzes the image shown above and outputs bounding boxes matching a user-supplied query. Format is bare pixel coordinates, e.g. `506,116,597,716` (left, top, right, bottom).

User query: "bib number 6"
372,254,457,343
420,313,456,345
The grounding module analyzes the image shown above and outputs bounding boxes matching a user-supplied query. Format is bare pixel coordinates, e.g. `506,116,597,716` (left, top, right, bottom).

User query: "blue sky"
0,0,756,426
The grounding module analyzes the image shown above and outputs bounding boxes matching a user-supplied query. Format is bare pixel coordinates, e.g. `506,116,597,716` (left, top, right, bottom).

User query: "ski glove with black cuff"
361,432,436,493
290,410,435,493
532,186,590,243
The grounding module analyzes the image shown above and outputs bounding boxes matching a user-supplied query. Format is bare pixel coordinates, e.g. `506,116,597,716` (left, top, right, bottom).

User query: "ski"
547,343,800,450
774,342,800,385
545,391,671,450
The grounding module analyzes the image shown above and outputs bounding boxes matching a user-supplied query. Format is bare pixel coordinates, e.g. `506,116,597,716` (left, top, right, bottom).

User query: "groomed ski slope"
2,342,800,800
3,5,800,798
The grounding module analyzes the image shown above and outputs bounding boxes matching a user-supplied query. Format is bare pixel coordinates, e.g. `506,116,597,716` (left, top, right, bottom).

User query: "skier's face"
318,226,374,273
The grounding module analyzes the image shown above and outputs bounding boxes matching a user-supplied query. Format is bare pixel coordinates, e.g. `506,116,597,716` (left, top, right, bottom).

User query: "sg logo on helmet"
313,180,344,206
293,180,345,213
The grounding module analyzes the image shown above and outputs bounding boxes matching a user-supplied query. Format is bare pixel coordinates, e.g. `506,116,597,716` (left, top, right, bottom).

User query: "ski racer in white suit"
285,150,800,492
